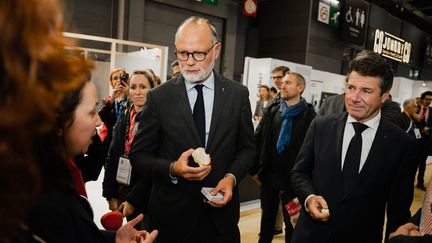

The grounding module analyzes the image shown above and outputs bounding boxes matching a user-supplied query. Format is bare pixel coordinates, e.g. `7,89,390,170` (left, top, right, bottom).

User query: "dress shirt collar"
346,111,381,131
185,72,215,91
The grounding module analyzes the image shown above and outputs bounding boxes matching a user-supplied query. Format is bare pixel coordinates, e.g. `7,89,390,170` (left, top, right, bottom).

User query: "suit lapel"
334,113,347,188
170,77,202,145
206,75,226,151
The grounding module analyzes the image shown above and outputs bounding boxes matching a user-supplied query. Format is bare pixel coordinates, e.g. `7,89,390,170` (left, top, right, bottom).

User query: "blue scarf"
276,98,307,154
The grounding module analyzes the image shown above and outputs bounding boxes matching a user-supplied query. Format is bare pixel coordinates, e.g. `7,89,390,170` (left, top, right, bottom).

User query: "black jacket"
98,98,128,153
75,134,107,182
28,187,110,243
102,108,151,213
251,100,316,191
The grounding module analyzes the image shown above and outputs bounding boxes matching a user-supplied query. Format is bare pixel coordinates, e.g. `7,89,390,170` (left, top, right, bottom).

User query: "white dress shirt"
341,112,381,172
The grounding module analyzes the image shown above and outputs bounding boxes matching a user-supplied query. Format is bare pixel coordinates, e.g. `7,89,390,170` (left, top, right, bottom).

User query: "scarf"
66,158,87,197
276,98,307,154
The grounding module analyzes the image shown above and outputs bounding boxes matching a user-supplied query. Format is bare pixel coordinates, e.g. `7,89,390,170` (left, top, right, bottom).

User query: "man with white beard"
129,16,256,243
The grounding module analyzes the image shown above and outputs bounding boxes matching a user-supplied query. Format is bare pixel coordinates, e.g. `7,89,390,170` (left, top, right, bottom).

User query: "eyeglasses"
271,76,284,80
174,42,218,62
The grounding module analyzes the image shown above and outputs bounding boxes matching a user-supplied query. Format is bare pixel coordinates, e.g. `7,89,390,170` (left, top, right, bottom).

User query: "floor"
238,165,431,242
86,165,430,242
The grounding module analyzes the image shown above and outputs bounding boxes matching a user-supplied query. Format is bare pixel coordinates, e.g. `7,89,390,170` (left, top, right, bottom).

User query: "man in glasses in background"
130,16,255,243
271,66,290,104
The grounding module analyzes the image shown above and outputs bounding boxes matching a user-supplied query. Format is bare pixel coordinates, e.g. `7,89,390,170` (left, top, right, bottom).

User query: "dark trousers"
418,152,427,185
182,205,240,243
259,184,294,243
126,210,149,231
418,139,429,185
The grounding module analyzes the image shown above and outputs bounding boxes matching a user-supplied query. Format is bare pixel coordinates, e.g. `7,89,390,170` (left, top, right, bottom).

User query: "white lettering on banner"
373,29,411,63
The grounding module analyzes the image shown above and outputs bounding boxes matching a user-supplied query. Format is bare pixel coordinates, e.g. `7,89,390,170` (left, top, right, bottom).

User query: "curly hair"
0,0,92,241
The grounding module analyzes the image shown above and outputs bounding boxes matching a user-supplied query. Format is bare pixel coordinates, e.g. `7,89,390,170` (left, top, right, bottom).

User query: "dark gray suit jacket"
291,112,418,243
129,73,256,242
318,94,345,116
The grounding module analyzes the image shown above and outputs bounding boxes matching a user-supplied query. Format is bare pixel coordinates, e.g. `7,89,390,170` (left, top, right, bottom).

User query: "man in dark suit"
317,93,345,116
290,50,418,243
129,16,255,243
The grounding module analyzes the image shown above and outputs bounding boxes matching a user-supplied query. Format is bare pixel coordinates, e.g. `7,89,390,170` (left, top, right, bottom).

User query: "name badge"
116,157,132,185
414,128,421,139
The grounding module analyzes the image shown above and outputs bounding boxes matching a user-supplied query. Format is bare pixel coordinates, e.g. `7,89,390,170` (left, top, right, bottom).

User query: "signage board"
373,29,411,63
198,0,218,6
341,0,369,45
317,0,340,28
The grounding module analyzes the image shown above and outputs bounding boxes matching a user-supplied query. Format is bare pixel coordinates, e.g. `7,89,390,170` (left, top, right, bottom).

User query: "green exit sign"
199,0,218,6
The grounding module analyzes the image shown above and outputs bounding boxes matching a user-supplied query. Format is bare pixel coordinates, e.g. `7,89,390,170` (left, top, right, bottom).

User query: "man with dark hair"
130,16,255,242
415,91,432,190
252,72,316,243
271,66,290,103
291,50,418,243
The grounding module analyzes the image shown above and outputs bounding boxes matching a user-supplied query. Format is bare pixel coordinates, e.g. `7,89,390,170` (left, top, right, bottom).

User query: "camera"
119,72,129,83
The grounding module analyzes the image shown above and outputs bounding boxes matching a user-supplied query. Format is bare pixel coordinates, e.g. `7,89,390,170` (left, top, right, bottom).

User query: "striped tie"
420,177,432,234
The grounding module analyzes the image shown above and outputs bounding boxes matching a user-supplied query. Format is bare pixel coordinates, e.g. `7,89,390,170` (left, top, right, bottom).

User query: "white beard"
182,54,215,84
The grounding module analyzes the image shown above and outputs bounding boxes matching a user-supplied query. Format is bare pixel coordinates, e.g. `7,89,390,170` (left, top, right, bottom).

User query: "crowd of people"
2,0,432,243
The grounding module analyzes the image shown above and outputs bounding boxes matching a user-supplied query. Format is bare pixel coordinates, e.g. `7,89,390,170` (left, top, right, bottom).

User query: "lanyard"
124,107,138,155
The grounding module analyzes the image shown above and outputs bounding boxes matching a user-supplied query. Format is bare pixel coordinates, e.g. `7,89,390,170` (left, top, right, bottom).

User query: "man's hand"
139,229,158,243
389,223,421,238
115,214,158,243
250,175,262,186
412,113,420,122
171,149,211,181
119,201,135,217
207,175,235,208
306,195,330,222
110,82,129,102
109,198,120,211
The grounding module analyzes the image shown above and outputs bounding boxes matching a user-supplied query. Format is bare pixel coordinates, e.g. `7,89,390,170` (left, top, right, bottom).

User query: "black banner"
341,0,369,45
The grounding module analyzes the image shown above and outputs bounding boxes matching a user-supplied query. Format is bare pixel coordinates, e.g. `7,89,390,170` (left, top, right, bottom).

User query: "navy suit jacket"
129,73,256,242
291,112,418,243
